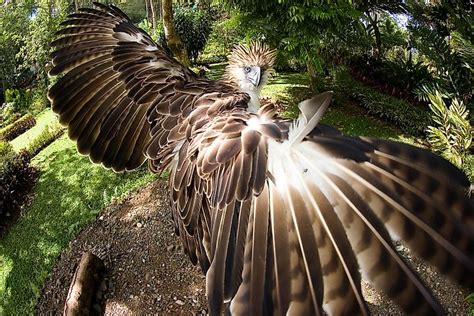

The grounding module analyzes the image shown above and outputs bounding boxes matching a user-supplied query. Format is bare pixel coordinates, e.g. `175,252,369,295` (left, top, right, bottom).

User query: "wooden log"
64,251,105,316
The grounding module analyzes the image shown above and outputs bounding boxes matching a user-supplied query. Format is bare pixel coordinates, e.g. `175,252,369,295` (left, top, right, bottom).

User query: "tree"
407,0,473,101
355,0,407,58
162,0,190,66
220,0,360,87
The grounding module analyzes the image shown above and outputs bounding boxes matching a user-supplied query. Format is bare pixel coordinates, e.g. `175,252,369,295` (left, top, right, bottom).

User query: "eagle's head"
224,42,277,96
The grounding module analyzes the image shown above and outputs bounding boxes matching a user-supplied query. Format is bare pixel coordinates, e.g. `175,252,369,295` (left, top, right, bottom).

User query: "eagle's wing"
171,92,474,315
49,3,248,172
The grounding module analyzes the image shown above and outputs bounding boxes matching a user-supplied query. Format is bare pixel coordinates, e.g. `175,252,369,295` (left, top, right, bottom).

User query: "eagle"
48,3,473,315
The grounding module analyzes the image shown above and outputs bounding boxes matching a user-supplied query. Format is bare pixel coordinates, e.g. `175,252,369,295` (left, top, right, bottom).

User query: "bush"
0,140,15,169
0,150,39,216
166,6,212,63
349,53,433,104
0,104,20,128
327,69,432,137
26,122,64,157
0,114,36,141
4,88,33,114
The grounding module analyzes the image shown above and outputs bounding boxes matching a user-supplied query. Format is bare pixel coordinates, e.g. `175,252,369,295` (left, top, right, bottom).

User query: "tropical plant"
426,92,472,170
408,1,473,102
200,10,245,63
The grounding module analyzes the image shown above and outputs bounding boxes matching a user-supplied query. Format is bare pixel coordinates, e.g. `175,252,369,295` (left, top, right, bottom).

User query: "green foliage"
468,292,474,316
380,53,432,92
0,150,39,217
26,121,64,157
408,1,473,101
170,6,212,62
0,141,16,170
137,18,163,41
0,0,66,119
350,51,433,101
426,92,472,172
157,5,212,63
0,109,20,129
200,10,245,63
0,114,36,141
329,69,431,136
220,0,360,77
0,1,32,90
4,88,33,114
10,109,58,152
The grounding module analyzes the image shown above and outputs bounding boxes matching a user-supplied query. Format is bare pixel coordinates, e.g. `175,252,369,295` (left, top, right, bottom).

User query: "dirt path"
37,180,207,315
37,180,470,315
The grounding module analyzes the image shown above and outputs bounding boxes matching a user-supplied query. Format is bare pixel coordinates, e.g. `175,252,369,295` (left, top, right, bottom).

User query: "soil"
37,179,470,315
37,180,207,315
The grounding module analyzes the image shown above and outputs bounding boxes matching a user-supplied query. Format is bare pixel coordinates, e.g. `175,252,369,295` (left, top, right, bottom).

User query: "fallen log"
64,251,105,316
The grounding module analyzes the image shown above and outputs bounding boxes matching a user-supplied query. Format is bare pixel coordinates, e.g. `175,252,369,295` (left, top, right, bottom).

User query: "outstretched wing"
49,3,247,172
172,92,474,315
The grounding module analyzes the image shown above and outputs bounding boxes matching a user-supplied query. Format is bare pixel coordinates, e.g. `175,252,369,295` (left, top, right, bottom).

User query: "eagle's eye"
244,66,251,73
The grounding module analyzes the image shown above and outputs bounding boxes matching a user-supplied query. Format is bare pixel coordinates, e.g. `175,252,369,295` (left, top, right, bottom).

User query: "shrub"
1,103,18,126
0,140,15,169
166,6,212,63
4,88,33,114
0,150,39,216
349,53,433,104
426,92,472,173
327,69,432,137
0,114,36,141
26,122,65,157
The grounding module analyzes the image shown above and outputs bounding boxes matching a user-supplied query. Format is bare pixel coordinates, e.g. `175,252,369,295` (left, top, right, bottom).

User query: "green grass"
10,109,58,152
263,71,415,143
0,136,155,315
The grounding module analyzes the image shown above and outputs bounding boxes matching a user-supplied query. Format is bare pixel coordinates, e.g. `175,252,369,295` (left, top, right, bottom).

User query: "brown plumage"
49,3,473,315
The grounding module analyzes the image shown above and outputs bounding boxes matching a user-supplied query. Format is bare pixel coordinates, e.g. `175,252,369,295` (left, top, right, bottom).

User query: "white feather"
288,91,333,146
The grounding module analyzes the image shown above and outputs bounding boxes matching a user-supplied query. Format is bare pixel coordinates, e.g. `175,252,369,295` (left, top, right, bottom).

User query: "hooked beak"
247,67,261,87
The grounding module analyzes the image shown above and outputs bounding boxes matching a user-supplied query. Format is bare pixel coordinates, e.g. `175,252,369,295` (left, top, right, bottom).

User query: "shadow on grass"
0,136,154,315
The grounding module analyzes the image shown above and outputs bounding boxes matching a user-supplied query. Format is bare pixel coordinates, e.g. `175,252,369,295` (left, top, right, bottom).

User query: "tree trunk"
156,0,161,21
149,0,156,37
64,252,105,316
366,12,381,58
306,60,318,91
162,0,190,66
145,0,150,25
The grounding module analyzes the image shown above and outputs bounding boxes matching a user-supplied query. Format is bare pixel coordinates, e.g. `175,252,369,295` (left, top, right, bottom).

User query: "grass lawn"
0,67,417,315
10,109,59,152
262,71,415,144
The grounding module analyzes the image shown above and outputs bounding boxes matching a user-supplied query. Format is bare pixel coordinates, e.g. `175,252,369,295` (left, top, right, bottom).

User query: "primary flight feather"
49,3,473,315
